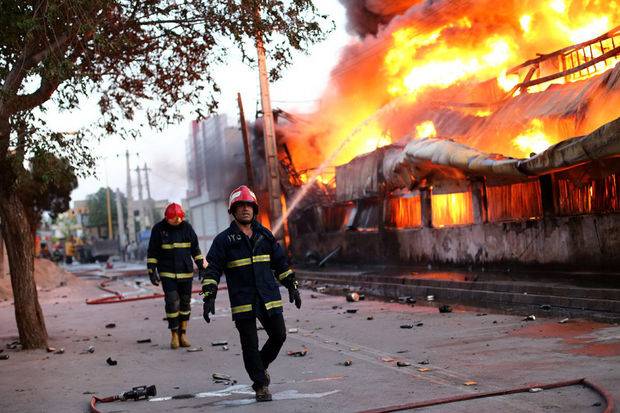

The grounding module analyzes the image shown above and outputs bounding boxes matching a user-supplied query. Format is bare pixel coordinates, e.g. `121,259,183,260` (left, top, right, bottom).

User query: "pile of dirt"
0,258,76,300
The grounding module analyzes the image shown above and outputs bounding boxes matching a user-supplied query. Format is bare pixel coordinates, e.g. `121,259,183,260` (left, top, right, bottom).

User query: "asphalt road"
0,273,618,412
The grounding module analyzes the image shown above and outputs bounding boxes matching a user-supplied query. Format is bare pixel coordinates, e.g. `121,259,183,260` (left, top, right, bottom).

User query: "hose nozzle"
120,385,157,401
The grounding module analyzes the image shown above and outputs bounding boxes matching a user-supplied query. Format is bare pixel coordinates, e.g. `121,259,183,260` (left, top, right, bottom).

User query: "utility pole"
135,166,148,231
105,187,113,239
115,188,127,249
125,150,136,244
255,15,283,235
143,163,155,225
237,92,255,188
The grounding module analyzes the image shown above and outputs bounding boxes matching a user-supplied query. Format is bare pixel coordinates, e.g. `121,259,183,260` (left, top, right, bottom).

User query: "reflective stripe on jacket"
204,220,293,320
146,219,204,280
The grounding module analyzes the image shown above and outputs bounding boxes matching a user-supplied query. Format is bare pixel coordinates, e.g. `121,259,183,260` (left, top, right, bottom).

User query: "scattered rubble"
106,357,118,366
187,347,203,352
211,340,228,346
0,354,8,360
346,292,360,302
342,359,353,366
559,318,570,324
105,323,116,329
396,361,411,367
400,324,414,329
287,348,308,357
366,316,374,320
346,309,358,314
523,315,536,321
136,338,152,343
464,381,478,386
540,305,552,311
212,373,236,385
288,328,299,334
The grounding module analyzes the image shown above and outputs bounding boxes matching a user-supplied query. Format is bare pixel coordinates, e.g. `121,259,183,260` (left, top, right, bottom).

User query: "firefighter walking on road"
201,185,301,402
147,203,206,349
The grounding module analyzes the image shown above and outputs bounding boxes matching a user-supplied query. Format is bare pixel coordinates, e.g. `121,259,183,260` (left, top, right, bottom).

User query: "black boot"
255,386,272,402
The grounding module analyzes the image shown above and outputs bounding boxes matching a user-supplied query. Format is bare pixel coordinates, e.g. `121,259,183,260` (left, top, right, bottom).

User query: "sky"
43,1,351,205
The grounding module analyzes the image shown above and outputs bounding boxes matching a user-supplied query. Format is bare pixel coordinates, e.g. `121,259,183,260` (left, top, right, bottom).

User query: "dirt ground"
0,269,618,413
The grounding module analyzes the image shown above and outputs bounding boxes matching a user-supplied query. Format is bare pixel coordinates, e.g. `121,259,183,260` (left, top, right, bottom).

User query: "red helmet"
165,203,185,221
228,185,258,214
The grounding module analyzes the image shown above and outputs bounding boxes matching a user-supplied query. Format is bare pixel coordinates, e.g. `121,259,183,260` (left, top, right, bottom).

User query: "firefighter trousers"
234,303,286,390
161,277,192,330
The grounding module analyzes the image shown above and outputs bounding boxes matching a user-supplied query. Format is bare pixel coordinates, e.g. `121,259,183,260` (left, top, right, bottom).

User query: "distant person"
39,242,51,260
201,185,301,402
146,203,206,349
64,237,75,265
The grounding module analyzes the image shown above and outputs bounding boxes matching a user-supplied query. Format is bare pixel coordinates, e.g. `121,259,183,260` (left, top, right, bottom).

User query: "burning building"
270,1,620,270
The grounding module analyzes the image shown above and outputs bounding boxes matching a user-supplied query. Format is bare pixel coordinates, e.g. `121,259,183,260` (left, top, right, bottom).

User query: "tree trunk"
0,192,48,349
0,231,5,279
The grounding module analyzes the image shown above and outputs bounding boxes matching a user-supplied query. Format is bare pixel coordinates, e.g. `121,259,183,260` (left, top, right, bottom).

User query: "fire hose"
356,378,615,413
90,385,157,413
85,277,226,305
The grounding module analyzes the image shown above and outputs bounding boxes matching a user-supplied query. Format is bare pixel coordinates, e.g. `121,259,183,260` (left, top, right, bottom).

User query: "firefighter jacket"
203,220,295,320
147,220,205,280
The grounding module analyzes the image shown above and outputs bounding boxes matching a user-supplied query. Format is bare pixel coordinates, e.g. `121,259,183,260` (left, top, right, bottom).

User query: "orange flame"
512,119,554,156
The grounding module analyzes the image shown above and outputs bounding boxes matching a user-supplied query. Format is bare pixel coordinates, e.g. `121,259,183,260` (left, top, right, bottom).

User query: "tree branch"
12,77,60,113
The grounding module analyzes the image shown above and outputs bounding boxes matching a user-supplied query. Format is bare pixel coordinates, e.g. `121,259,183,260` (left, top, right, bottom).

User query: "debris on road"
311,294,318,299
346,292,360,302
381,357,395,362
136,338,152,343
211,340,228,346
523,315,536,321
342,359,353,366
80,346,95,354
105,323,116,329
417,367,431,372
222,346,229,351
439,305,452,313
396,350,409,354
400,324,414,329
106,357,118,366
367,316,374,320
416,322,424,327
212,373,237,385
397,361,411,367
426,295,434,301
559,318,570,324
54,348,65,354
346,309,358,314
529,387,543,393
187,347,203,352
288,328,299,334
0,354,8,360
418,360,430,365
476,313,487,316
46,347,56,353
288,348,309,357
7,341,20,350
464,381,478,386
540,304,551,311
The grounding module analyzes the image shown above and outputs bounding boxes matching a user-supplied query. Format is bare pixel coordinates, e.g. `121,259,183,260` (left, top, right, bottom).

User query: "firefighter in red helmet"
147,202,206,349
201,185,301,402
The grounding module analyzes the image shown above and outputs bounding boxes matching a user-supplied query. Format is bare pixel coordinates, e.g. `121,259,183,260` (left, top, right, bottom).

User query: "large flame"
512,119,554,156
281,0,620,175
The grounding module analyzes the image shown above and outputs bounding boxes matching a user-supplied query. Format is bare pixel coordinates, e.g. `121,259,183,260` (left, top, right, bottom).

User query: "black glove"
148,268,160,286
203,297,215,323
202,283,217,323
288,280,302,309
